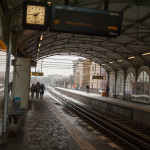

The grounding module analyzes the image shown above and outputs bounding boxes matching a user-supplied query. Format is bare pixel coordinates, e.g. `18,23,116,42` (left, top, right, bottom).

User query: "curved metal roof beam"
24,30,149,67
22,31,150,67
29,37,131,58
79,0,150,7
32,47,124,71
36,51,123,72
93,44,135,66
25,33,145,55
27,34,134,57
24,31,113,53
121,36,150,64
30,41,134,68
23,33,60,52
34,51,110,71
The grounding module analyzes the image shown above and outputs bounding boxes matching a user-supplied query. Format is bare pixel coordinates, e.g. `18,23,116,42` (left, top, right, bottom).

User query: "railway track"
47,87,150,150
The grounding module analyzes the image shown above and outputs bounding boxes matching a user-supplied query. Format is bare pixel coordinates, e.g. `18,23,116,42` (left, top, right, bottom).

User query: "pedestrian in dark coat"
31,84,35,99
35,82,41,99
40,83,45,99
86,85,89,93
106,84,110,97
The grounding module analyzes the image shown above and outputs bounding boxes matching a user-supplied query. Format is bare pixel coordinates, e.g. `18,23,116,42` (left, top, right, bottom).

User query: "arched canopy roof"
3,0,150,71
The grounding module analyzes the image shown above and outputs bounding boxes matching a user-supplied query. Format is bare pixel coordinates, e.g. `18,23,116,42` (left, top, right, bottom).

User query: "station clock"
23,1,50,30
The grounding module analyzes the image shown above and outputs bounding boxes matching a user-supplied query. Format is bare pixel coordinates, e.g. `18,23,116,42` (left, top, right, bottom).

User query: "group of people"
30,82,45,99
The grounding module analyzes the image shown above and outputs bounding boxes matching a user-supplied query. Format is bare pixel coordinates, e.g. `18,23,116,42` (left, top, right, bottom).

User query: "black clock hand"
28,12,40,16
34,12,40,16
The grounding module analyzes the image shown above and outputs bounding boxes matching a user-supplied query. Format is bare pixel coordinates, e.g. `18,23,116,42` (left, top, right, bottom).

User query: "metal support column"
35,66,36,79
123,69,127,99
41,59,43,72
99,65,101,91
135,67,138,82
104,0,109,10
95,63,96,89
3,18,11,132
114,70,117,98
149,66,150,104
3,51,10,133
65,0,69,5
107,71,110,84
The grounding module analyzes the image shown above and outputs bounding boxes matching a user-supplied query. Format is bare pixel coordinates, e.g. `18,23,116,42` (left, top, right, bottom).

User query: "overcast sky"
0,53,85,77
31,55,85,76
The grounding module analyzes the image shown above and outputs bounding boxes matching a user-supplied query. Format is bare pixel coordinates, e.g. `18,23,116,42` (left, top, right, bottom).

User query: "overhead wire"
37,60,84,64
39,58,77,61
36,66,89,68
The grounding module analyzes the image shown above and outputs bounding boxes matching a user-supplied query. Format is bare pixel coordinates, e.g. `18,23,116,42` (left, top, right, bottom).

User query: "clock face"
26,5,45,25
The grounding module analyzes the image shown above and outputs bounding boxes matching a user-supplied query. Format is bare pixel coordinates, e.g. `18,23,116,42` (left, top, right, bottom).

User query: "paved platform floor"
0,92,123,150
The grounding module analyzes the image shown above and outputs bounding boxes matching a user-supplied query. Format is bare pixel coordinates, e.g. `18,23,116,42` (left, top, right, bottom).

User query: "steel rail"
47,87,150,150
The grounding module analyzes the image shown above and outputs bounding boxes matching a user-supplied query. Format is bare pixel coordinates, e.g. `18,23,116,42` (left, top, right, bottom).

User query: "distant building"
48,74,63,81
69,75,74,87
82,59,92,87
89,62,101,89
74,59,108,90
74,59,84,88
48,74,63,86
89,63,107,90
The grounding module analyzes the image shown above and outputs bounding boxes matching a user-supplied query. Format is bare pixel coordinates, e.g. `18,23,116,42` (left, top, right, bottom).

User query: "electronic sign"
92,76,106,80
50,5,123,37
31,72,44,76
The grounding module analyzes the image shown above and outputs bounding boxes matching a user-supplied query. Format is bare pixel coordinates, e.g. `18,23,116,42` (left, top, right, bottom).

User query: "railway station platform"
55,87,150,127
0,92,122,150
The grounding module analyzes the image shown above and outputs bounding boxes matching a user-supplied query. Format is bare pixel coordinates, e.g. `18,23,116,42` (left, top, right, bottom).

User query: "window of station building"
109,74,115,93
125,72,135,95
116,73,124,95
137,71,149,82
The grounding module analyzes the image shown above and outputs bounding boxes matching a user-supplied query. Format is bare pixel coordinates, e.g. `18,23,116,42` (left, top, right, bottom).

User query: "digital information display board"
50,5,123,37
92,76,106,80
31,72,44,76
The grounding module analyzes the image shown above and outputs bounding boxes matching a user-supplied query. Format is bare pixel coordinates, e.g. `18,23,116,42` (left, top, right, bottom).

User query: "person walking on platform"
40,83,45,99
30,84,35,99
35,82,41,99
106,84,110,97
86,85,89,93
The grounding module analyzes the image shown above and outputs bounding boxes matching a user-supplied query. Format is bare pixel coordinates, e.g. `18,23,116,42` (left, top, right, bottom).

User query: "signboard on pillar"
31,72,44,76
92,76,106,80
